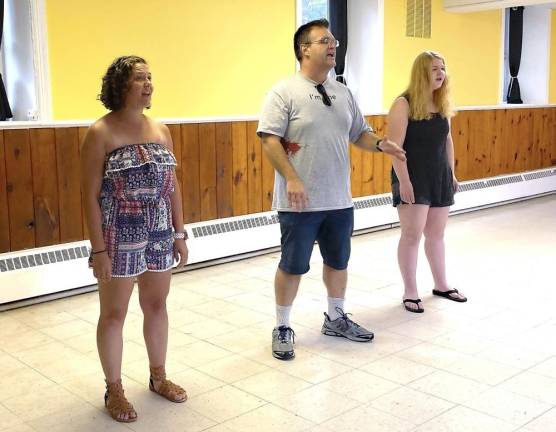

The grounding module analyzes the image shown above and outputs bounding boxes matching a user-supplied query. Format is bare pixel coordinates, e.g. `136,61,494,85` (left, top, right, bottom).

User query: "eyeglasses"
303,37,340,48
315,84,332,107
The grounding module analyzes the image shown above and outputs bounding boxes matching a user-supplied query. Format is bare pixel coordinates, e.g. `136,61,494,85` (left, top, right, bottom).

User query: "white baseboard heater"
1,167,555,309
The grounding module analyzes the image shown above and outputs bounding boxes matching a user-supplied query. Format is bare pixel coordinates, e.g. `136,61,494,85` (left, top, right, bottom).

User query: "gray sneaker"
272,326,295,360
322,308,374,342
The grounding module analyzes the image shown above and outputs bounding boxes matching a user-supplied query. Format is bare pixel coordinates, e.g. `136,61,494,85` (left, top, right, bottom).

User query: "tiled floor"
1,195,555,432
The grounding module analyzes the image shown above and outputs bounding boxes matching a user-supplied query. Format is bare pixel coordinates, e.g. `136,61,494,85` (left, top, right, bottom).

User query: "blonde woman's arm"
446,119,458,192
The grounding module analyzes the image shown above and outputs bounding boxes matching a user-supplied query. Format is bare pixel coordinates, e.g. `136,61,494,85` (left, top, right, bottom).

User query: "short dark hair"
293,18,329,62
98,55,147,111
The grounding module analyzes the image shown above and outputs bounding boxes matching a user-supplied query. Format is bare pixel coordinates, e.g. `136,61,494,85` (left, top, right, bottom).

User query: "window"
300,0,328,24
1,0,50,121
502,6,551,104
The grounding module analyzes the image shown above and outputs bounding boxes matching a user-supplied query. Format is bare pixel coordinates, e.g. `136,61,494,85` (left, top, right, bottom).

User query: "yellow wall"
46,0,296,120
47,0,507,119
550,11,556,103
383,0,502,109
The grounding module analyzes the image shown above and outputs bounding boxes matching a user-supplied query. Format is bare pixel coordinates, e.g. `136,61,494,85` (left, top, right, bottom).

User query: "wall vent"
523,169,556,181
0,246,89,274
485,175,522,187
406,0,432,38
192,214,279,238
354,196,393,209
458,181,487,192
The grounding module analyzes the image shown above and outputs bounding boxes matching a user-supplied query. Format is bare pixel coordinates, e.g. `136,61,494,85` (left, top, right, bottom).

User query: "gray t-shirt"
257,73,371,211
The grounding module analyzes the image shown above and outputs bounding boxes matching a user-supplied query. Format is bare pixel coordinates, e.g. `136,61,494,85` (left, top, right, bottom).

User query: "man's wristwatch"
174,232,188,240
375,139,383,152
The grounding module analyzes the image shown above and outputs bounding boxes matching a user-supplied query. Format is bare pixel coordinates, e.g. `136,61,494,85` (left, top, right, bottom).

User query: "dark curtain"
329,0,348,85
506,6,524,104
0,0,12,120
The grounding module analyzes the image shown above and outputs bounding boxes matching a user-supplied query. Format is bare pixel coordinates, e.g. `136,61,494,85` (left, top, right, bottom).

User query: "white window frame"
30,0,51,120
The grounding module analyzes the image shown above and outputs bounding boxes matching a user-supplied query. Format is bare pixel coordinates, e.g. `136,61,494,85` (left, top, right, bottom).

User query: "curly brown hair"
98,55,147,111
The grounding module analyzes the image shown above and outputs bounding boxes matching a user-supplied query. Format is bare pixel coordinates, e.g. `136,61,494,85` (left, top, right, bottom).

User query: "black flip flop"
432,288,467,303
403,298,424,313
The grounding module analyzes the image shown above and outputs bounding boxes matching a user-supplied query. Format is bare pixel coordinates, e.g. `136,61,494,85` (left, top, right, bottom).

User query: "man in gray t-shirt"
257,19,406,361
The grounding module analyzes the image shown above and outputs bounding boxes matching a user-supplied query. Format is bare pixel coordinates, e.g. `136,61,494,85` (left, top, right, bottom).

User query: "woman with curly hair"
387,51,467,313
81,55,188,422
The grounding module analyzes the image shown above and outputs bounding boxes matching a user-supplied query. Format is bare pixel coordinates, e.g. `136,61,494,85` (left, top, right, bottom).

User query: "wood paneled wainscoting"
1,107,555,253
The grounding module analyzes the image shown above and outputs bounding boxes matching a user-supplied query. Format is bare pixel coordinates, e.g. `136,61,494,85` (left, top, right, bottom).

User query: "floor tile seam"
227,371,315,402
459,396,554,427
188,400,273,427
383,320,467,339
404,376,493,405
265,394,362,426
405,404,511,431
496,379,556,406
292,397,367,427
365,399,448,428
0,350,67,385
289,368,397,404
436,359,524,386
349,364,410,388
188,300,270,319
518,404,556,431
0,396,99,424
193,363,270,386
355,364,438,387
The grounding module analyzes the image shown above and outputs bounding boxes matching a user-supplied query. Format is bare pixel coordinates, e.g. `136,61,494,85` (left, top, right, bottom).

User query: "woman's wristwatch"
174,231,188,240
375,138,383,152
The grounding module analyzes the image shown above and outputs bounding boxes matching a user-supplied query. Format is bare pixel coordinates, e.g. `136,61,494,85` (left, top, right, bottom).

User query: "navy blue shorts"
278,207,354,275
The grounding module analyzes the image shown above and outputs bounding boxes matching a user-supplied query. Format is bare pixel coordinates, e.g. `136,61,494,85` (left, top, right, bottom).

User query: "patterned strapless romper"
91,143,177,277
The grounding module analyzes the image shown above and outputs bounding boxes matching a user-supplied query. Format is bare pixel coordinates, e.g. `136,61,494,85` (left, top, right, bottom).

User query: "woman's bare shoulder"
150,119,172,150
391,96,409,110
88,114,114,138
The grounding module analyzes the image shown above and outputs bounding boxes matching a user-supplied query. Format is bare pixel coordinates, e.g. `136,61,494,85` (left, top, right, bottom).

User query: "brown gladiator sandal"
104,379,137,423
149,365,187,403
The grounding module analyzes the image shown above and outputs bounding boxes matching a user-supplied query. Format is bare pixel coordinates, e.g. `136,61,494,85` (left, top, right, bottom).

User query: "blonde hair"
404,51,453,121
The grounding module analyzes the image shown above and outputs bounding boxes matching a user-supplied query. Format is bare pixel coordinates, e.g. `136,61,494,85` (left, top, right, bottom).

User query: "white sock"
327,297,345,320
276,304,292,328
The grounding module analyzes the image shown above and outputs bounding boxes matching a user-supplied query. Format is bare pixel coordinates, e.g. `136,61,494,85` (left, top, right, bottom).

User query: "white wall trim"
29,0,51,121
2,104,555,130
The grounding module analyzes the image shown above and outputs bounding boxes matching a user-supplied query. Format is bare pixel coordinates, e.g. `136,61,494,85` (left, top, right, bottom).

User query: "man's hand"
379,136,406,162
287,178,309,211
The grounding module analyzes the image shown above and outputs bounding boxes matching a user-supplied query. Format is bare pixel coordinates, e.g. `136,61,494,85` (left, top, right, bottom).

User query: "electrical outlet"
27,110,38,121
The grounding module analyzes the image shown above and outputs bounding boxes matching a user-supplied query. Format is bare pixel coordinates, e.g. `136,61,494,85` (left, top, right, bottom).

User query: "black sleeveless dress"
391,100,454,208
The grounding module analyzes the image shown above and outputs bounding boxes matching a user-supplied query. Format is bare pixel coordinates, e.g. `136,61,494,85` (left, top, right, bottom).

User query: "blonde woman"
387,51,466,313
